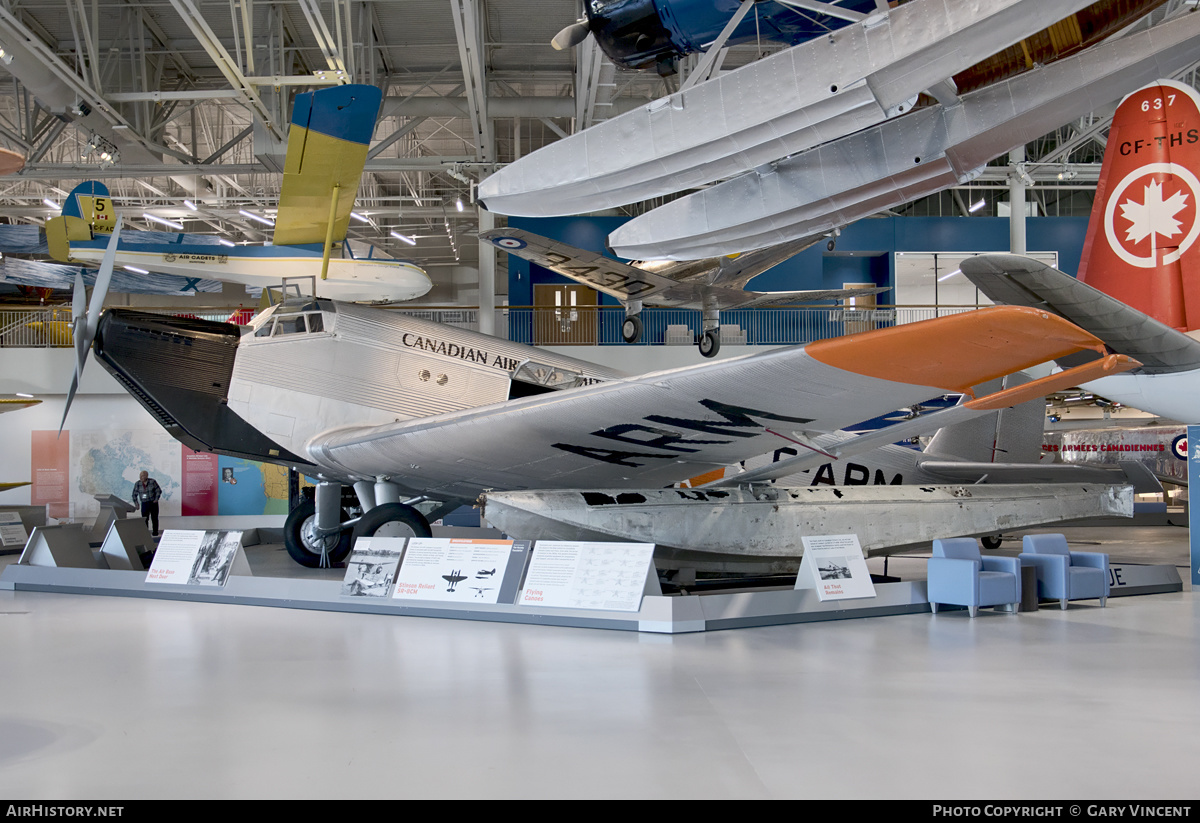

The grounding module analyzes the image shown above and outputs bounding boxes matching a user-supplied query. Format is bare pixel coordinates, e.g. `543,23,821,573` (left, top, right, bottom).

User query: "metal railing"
0,304,988,348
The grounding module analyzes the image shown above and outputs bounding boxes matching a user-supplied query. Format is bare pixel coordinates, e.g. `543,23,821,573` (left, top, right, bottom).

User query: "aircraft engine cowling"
584,0,868,71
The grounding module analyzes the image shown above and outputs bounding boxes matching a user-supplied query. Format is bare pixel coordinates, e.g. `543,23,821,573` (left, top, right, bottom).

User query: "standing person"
132,470,162,537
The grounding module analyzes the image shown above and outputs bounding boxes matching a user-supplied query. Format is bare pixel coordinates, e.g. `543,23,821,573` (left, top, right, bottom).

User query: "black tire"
698,329,721,358
826,238,836,252
981,535,1003,550
351,503,432,543
284,499,353,568
621,314,643,344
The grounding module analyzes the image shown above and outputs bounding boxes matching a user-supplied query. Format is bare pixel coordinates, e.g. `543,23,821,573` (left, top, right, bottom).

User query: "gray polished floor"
1,526,1196,800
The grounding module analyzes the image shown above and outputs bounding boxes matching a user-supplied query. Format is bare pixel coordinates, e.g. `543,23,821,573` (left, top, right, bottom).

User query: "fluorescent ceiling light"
43,198,59,210
143,213,184,230
217,238,236,247
239,209,275,226
351,212,369,222
937,268,963,282
183,199,198,211
455,198,464,212
390,231,417,245
968,198,986,213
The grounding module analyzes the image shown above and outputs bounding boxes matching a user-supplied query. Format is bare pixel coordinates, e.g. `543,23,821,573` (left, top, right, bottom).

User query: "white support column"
1009,147,1027,255
478,207,496,336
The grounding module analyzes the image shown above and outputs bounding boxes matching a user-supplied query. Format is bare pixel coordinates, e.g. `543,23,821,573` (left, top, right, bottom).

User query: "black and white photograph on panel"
341,538,405,597
187,530,242,586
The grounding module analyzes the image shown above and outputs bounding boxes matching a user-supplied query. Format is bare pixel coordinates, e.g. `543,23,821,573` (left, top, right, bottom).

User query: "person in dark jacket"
132,470,162,536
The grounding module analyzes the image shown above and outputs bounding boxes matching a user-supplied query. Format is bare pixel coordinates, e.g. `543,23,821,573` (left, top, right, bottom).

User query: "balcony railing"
0,304,985,348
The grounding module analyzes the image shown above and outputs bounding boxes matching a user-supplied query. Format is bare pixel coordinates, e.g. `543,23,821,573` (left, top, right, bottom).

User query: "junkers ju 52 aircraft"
71,209,1138,566
32,85,431,304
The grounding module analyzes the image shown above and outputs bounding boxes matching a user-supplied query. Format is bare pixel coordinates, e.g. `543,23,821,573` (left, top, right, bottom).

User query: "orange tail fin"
1078,80,1200,331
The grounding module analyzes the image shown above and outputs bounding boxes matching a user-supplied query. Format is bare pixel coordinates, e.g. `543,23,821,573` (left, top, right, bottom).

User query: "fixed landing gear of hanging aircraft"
622,314,643,344
981,535,1003,550
698,301,721,358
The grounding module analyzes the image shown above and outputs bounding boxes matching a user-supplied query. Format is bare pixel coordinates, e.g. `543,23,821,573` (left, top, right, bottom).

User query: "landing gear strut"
698,300,721,358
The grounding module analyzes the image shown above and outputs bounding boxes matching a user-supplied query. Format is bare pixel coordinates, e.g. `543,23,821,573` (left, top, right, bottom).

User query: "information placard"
0,511,28,548
795,534,876,601
519,541,655,612
392,538,516,604
146,529,243,586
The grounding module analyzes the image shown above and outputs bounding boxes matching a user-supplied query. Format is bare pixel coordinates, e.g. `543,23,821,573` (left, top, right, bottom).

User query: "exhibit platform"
0,522,1184,634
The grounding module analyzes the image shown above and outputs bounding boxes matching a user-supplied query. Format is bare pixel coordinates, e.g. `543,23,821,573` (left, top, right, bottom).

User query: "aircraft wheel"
981,535,1003,550
621,314,643,344
284,499,353,568
352,503,432,543
698,330,721,358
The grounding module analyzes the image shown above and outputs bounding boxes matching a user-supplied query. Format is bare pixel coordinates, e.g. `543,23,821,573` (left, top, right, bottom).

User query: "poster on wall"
182,447,219,516
30,430,69,518
146,529,245,586
518,541,655,612
217,456,294,515
795,534,876,601
68,430,182,517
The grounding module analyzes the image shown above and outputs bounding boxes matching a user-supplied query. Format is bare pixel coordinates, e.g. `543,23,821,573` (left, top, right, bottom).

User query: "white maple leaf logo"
1120,179,1189,246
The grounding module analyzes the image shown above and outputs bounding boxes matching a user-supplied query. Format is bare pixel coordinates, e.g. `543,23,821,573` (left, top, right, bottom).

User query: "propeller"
60,216,123,433
552,17,591,51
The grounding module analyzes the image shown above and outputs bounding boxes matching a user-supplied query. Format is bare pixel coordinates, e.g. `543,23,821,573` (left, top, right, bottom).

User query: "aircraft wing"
306,306,1132,499
480,227,682,302
271,85,383,247
959,254,1200,374
917,459,1163,495
734,287,891,309
1,257,223,295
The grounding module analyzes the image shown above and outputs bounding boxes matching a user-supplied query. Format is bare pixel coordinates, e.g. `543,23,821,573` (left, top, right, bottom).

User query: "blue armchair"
1020,533,1109,609
928,537,1021,617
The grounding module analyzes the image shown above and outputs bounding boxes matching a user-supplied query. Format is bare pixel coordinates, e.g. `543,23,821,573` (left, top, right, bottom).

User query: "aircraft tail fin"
1077,79,1200,331
46,181,116,263
924,374,1043,464
272,84,382,247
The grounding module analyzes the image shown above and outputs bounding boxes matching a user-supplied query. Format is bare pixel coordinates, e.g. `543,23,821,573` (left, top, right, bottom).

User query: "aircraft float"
480,0,1198,260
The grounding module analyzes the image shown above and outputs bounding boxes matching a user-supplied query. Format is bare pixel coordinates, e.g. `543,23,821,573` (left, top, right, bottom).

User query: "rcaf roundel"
490,236,528,250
